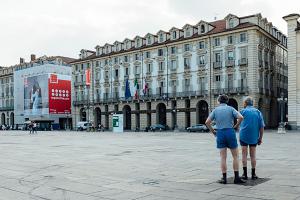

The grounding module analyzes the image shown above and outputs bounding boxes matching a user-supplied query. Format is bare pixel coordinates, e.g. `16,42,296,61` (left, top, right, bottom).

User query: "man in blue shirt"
206,95,245,184
239,96,265,180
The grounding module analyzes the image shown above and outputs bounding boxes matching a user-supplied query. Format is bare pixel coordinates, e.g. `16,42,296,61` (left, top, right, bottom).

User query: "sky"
0,0,299,66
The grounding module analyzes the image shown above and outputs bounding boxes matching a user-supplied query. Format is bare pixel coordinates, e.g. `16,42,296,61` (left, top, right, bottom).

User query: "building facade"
284,14,300,129
71,13,288,130
0,55,75,129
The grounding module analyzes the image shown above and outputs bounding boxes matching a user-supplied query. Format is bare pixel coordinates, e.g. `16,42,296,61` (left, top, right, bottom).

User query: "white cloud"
0,0,299,66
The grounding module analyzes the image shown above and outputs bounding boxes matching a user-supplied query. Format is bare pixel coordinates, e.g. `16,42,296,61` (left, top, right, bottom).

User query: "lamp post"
277,92,287,134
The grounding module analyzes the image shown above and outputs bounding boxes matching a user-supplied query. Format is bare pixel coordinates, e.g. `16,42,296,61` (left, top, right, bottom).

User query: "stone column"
283,14,300,129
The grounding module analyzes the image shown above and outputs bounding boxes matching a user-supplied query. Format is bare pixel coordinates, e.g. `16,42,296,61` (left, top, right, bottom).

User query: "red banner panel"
48,74,71,114
85,69,91,86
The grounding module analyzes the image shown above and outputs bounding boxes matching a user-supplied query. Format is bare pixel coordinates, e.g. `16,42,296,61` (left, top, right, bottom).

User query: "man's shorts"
240,140,257,147
216,128,238,149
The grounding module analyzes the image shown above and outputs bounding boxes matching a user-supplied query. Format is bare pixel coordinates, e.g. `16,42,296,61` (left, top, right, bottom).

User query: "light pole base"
173,125,180,132
277,122,286,134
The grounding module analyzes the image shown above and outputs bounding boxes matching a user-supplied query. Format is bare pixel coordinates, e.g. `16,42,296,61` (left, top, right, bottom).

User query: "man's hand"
258,138,262,145
212,129,217,137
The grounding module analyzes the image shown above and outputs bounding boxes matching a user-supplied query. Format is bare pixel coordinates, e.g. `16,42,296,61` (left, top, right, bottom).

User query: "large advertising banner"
24,75,49,116
48,74,71,114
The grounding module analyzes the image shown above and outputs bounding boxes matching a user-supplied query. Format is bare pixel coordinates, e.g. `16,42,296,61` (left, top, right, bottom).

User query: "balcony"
184,64,191,70
0,106,14,111
225,60,235,68
238,58,248,66
74,82,83,87
73,100,88,106
213,62,222,69
196,90,208,96
198,63,206,68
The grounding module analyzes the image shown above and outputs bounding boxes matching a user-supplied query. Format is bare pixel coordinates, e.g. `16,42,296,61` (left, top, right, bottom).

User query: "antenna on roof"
214,13,218,20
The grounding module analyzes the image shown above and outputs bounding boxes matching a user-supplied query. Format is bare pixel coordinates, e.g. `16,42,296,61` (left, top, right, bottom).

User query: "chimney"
30,54,36,62
20,58,25,64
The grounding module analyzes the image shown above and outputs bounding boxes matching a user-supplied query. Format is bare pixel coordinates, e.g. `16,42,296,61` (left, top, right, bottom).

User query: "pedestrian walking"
33,122,37,134
28,122,33,134
239,96,265,180
205,94,245,184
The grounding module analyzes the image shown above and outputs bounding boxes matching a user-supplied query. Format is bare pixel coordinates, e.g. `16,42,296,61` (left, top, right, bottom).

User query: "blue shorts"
216,128,238,149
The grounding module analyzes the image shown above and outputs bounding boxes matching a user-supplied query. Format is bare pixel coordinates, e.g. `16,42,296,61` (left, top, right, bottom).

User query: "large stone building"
284,14,300,129
0,55,75,128
71,13,288,130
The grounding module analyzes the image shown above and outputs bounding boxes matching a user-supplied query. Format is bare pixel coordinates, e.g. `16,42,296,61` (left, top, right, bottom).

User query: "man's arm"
258,127,264,145
233,111,244,130
205,117,216,136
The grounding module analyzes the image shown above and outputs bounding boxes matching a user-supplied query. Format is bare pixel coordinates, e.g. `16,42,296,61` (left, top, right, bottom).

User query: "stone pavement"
0,130,299,200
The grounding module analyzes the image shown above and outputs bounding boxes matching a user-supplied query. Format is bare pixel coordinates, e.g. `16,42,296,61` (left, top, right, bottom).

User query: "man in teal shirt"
239,96,265,180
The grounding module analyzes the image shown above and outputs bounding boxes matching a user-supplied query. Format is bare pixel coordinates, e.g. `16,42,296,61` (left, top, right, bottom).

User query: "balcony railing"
0,106,14,111
213,62,222,69
238,58,248,66
225,60,235,67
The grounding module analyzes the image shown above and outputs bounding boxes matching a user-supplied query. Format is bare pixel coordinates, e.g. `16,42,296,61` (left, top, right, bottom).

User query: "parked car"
149,124,167,132
76,121,92,131
186,124,209,132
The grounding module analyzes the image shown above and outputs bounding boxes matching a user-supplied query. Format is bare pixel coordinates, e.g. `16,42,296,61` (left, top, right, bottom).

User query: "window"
228,36,233,44
158,49,164,56
186,29,191,37
145,51,151,58
135,66,141,75
147,36,152,45
171,46,176,54
95,61,99,67
115,69,119,78
159,62,164,71
105,71,109,79
75,65,78,71
147,64,152,73
114,57,118,64
214,38,220,46
185,79,190,86
172,31,177,39
171,80,177,87
135,53,140,61
75,76,78,83
159,34,164,42
184,58,190,69
227,51,234,60
200,25,205,33
184,44,190,52
170,60,177,70
240,33,247,42
104,59,108,65
215,75,221,82
124,55,129,62
215,52,221,62
136,39,140,47
229,19,234,28
240,47,247,59
199,41,205,49
125,67,129,76
199,55,205,65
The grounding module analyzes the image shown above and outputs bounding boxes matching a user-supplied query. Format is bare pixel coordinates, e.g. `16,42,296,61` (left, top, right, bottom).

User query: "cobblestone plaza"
0,130,299,200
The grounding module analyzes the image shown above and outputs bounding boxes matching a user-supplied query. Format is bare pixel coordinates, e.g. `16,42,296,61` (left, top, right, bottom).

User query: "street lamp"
277,92,287,134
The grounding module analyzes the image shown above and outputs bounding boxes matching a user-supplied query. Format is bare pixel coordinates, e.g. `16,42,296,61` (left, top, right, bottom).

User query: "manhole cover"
217,177,271,186
143,180,160,185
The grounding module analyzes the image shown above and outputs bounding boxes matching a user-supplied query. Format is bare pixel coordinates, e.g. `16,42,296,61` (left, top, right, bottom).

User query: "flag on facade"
143,82,148,95
85,69,91,86
125,79,131,99
134,78,139,99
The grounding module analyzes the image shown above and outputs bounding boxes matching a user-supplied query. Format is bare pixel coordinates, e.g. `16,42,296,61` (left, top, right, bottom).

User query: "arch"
10,112,14,126
228,98,238,110
80,108,87,121
123,105,132,130
156,103,167,126
1,113,5,125
94,107,101,126
196,100,209,124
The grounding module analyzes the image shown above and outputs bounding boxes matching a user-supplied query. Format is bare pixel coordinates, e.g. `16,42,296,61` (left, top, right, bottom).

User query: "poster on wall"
24,75,49,116
48,74,71,114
